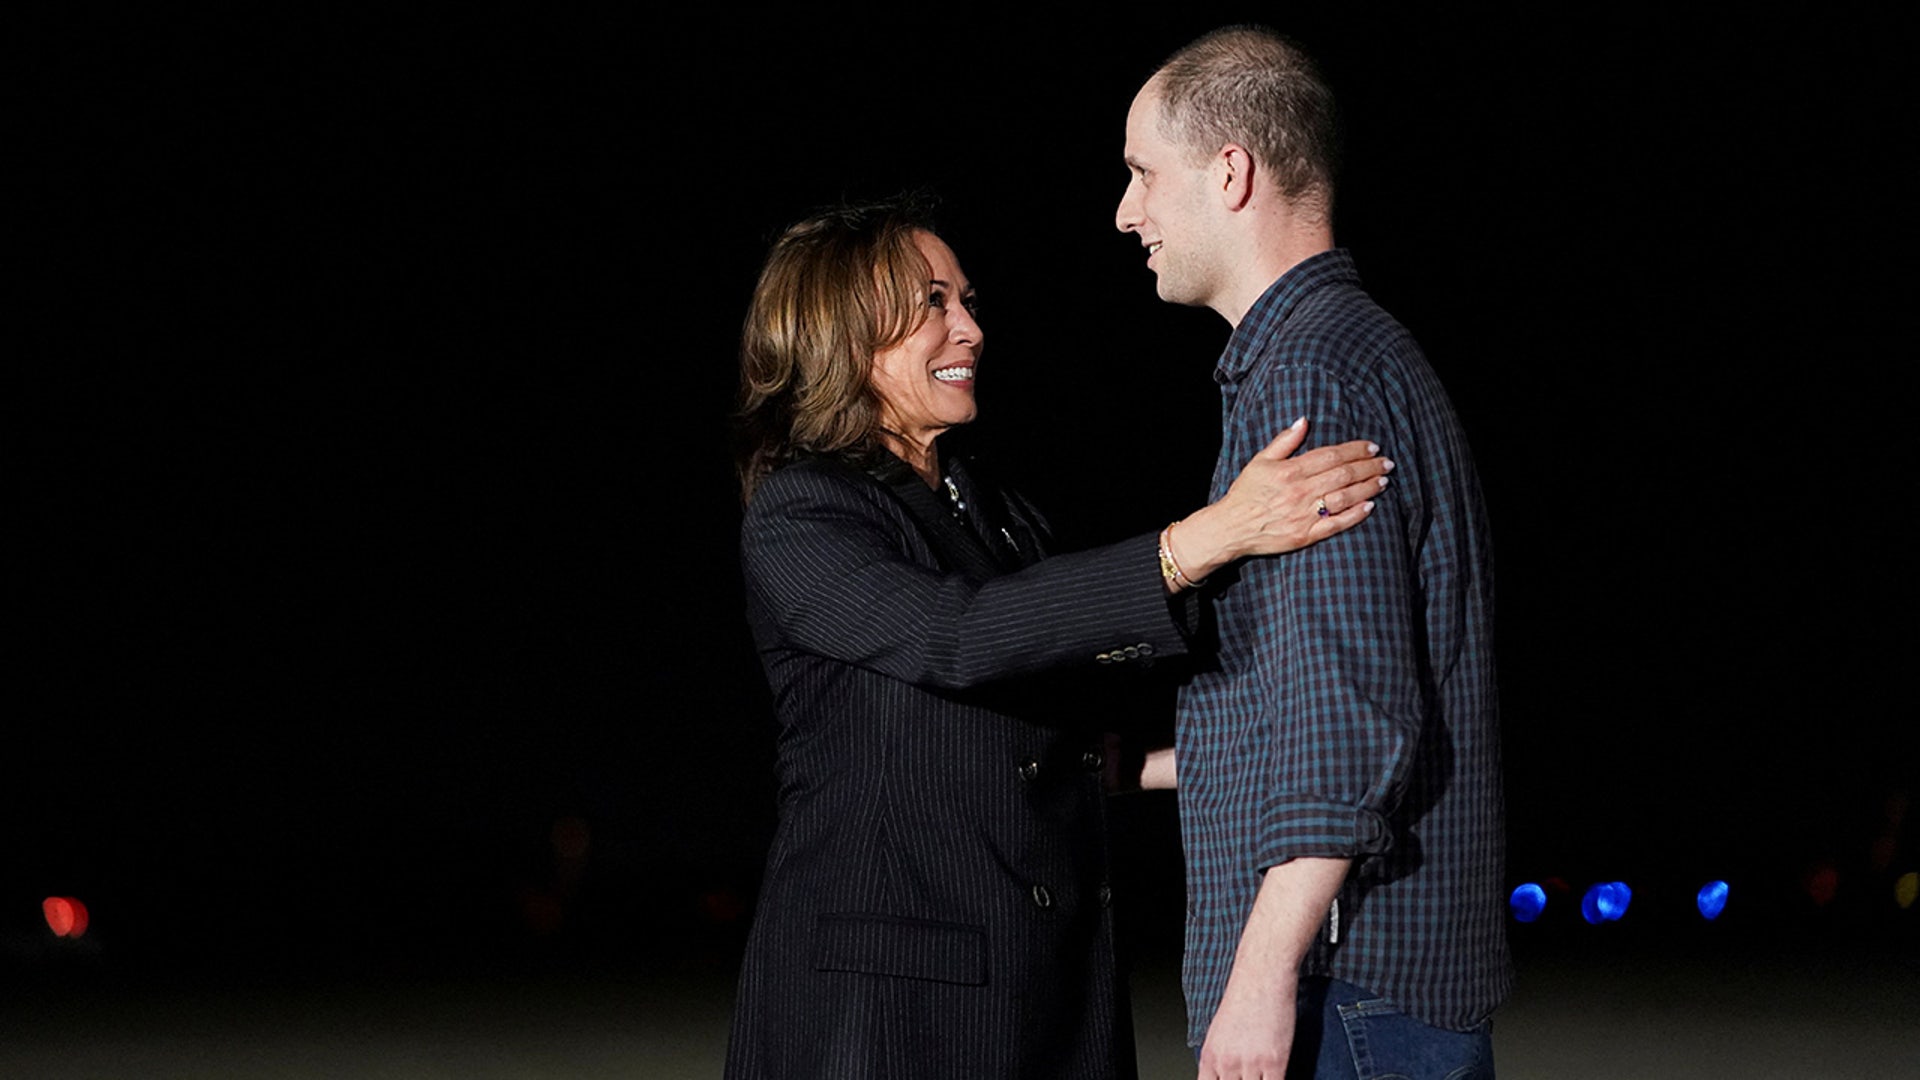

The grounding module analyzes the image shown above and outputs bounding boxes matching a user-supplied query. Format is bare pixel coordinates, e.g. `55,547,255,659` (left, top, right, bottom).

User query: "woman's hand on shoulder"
1166,418,1389,584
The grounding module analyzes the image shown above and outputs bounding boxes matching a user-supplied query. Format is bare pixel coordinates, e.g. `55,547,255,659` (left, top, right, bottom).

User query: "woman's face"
870,230,982,453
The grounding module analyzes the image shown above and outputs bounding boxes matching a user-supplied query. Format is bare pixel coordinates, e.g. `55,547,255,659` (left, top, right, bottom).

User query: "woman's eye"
928,289,947,309
961,293,980,315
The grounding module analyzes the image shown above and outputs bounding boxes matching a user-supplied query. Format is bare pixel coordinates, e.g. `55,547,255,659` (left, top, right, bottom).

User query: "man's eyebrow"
1123,154,1146,171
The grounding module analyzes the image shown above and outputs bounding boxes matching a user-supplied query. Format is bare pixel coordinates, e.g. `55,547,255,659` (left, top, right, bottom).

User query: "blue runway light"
1581,881,1633,924
1510,883,1547,923
1697,880,1730,920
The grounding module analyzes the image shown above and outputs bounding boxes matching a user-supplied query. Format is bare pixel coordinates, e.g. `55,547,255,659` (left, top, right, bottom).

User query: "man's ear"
1218,144,1255,212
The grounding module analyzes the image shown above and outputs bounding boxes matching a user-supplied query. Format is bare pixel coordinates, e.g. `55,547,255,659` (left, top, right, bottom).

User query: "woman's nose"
950,307,982,347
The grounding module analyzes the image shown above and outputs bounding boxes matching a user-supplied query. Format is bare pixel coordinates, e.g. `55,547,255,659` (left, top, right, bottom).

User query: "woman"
726,202,1387,1079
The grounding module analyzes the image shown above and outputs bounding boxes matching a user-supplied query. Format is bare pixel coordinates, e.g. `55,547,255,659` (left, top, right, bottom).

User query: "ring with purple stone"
1314,497,1330,518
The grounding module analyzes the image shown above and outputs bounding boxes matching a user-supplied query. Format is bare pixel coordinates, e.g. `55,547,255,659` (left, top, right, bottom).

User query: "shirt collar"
1215,248,1361,385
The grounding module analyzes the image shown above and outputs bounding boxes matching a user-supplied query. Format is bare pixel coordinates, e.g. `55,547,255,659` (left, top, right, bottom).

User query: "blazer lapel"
868,456,1004,582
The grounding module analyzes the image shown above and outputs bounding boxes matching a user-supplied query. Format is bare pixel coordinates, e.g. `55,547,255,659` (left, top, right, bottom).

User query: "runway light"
1897,872,1917,911
1509,883,1547,923
43,897,90,939
1806,863,1839,907
1581,881,1632,924
1697,880,1730,921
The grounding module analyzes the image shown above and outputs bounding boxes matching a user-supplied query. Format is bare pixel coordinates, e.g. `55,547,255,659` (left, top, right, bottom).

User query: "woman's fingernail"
1367,443,1380,454
1378,476,1391,488
1381,459,1394,472
1293,417,1307,430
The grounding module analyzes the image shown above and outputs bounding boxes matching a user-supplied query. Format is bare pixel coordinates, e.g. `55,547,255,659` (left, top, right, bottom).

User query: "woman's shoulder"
746,455,894,518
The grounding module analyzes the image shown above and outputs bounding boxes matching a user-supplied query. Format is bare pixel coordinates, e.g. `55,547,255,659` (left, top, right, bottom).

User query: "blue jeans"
1295,977,1493,1080
1197,977,1495,1079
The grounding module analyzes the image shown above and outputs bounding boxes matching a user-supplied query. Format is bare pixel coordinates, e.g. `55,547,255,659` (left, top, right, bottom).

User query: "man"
1117,27,1509,1079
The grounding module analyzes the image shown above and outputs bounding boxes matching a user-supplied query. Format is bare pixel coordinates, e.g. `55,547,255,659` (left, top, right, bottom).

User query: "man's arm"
1139,745,1177,790
1198,364,1420,1073
1196,857,1349,1080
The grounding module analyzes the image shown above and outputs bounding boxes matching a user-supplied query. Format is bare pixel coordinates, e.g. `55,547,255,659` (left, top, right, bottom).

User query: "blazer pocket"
812,913,988,986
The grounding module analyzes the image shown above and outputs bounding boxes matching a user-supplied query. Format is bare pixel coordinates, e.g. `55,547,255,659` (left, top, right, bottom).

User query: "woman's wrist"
1159,523,1207,592
1166,505,1234,586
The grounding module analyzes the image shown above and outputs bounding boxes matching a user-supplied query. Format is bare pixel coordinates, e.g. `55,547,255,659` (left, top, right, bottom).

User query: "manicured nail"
1381,459,1394,472
1361,501,1375,512
1378,476,1391,488
1292,417,1307,430
1367,442,1380,454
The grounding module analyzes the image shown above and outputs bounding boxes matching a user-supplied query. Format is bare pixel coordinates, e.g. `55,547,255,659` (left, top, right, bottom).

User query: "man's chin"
1155,279,1201,307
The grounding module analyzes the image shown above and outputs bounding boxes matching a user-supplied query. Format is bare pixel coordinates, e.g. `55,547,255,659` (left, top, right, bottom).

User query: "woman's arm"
742,418,1387,689
742,461,1187,690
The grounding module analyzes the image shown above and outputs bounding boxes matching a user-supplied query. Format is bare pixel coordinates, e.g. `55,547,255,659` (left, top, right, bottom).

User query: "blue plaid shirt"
1177,249,1510,1041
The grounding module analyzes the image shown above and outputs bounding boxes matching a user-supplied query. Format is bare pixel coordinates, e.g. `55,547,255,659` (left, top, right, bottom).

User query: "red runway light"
1806,864,1839,907
43,896,90,939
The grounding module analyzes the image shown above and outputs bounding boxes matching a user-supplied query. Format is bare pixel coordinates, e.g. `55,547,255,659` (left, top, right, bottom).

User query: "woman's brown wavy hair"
735,199,937,503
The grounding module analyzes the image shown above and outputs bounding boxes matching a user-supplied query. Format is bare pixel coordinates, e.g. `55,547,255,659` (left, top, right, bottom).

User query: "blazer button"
1018,759,1041,782
1081,750,1104,772
1031,885,1053,910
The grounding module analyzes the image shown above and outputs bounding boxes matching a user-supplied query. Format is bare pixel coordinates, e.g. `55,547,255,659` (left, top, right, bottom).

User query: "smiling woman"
735,203,991,501
865,231,982,484
724,198,1390,1079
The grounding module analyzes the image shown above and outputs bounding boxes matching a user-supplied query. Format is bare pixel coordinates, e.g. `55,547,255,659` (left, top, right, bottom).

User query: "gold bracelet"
1157,526,1180,589
1159,522,1207,590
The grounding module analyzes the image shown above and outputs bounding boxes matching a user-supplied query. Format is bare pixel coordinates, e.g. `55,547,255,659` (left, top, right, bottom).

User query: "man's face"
1115,81,1224,308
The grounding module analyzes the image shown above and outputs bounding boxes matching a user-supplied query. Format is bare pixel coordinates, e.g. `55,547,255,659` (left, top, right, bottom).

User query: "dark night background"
12,3,1914,1066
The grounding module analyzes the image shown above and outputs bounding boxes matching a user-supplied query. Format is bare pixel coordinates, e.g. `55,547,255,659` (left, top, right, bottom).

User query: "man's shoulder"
1251,277,1419,378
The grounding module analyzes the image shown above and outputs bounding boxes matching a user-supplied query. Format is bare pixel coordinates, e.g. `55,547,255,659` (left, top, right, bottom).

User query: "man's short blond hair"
1154,26,1341,219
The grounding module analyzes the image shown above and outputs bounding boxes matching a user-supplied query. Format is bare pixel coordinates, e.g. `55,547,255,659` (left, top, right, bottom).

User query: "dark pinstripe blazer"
725,452,1191,1080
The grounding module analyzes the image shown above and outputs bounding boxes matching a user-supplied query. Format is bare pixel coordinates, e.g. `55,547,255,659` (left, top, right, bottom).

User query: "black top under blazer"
725,453,1193,1079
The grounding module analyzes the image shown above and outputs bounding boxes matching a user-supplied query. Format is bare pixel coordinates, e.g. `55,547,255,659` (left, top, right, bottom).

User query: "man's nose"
1115,179,1142,233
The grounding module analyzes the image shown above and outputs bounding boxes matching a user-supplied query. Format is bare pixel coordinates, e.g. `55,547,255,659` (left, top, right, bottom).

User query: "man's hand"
1140,746,1177,790
1196,970,1297,1079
